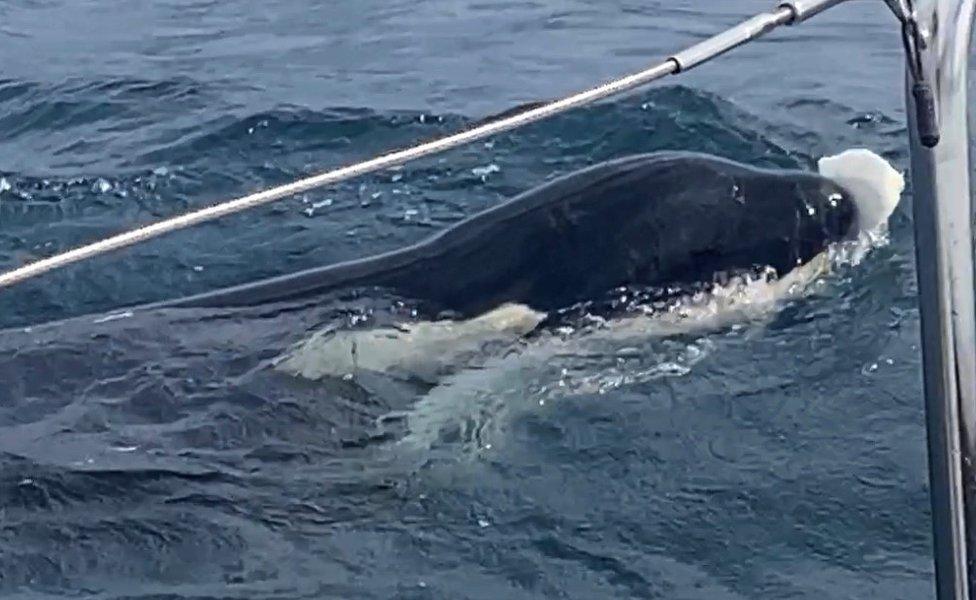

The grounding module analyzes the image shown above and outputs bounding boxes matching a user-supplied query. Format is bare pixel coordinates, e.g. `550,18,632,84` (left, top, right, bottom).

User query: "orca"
150,149,901,320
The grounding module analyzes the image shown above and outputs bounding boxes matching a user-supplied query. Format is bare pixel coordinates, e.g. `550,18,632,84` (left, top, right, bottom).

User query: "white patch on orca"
274,303,546,383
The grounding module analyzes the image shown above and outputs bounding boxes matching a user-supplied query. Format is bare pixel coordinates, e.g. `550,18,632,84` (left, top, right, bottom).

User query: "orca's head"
702,162,854,278
728,149,903,275
817,148,904,236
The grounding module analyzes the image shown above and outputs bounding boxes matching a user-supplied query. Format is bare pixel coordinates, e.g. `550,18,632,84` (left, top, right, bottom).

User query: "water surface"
0,2,934,598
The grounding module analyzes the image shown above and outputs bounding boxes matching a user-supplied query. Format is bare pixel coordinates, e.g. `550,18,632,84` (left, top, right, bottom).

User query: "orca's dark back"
381,153,856,315
635,155,856,291
150,152,856,315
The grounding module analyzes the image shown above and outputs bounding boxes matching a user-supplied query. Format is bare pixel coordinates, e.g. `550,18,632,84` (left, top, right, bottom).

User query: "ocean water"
0,1,937,598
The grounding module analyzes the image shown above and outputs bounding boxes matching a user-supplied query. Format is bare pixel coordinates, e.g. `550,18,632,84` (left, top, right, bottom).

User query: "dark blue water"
0,1,935,598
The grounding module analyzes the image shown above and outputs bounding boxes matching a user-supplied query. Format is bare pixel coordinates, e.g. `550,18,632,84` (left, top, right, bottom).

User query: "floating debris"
93,311,134,324
93,178,112,193
471,163,500,179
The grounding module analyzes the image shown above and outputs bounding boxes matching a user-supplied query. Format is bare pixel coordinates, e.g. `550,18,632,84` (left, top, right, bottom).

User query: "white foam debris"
472,163,500,178
817,148,904,233
94,178,112,193
92,311,133,324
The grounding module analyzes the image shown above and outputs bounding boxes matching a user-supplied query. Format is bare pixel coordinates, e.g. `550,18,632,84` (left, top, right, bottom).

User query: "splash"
277,148,905,458
392,256,827,455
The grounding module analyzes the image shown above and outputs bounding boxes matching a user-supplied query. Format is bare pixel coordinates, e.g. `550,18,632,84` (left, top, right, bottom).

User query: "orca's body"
151,152,858,317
